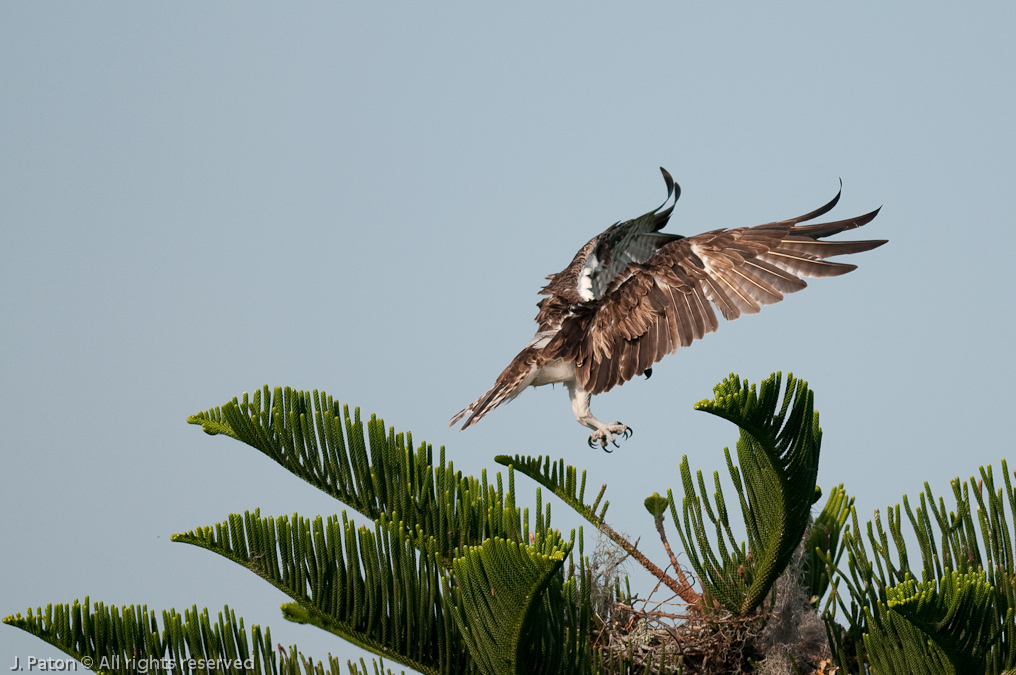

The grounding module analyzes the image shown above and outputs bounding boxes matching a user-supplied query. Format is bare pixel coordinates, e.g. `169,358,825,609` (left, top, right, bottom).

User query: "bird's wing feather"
549,195,886,395
540,168,680,303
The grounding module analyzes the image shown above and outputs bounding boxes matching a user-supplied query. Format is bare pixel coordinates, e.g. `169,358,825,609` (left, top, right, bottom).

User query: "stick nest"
587,537,836,675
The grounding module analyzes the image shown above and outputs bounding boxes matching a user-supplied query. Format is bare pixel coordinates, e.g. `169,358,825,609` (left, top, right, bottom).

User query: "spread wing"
545,187,886,395
540,168,681,303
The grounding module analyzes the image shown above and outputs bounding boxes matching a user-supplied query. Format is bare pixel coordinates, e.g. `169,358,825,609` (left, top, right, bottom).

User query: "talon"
588,424,631,452
644,368,653,380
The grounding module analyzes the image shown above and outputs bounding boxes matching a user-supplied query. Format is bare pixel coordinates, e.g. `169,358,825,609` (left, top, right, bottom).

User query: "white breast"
530,359,576,387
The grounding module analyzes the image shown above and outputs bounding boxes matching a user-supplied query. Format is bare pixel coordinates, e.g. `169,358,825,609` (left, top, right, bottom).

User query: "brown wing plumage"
546,194,885,395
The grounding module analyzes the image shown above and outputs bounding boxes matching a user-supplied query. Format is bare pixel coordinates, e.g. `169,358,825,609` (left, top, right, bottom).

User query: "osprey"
451,169,886,449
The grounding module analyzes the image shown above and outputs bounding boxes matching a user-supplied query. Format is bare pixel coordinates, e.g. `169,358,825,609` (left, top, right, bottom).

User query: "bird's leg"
566,382,632,451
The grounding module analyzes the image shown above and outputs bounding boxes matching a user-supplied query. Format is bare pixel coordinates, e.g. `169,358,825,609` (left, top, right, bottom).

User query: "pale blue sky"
3,3,1014,670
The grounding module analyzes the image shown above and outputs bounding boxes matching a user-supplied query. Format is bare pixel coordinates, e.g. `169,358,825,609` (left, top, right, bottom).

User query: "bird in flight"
451,169,885,449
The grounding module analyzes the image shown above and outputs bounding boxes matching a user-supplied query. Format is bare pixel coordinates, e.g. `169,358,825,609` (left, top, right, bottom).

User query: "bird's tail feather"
450,349,537,430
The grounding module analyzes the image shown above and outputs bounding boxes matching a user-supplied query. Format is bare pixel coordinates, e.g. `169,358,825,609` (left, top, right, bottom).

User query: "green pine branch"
828,460,1016,673
807,484,853,607
447,533,572,675
672,372,823,615
347,657,407,675
2,599,339,674
495,455,610,527
188,387,536,562
172,510,462,675
886,570,1000,673
499,455,701,605
862,602,955,675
